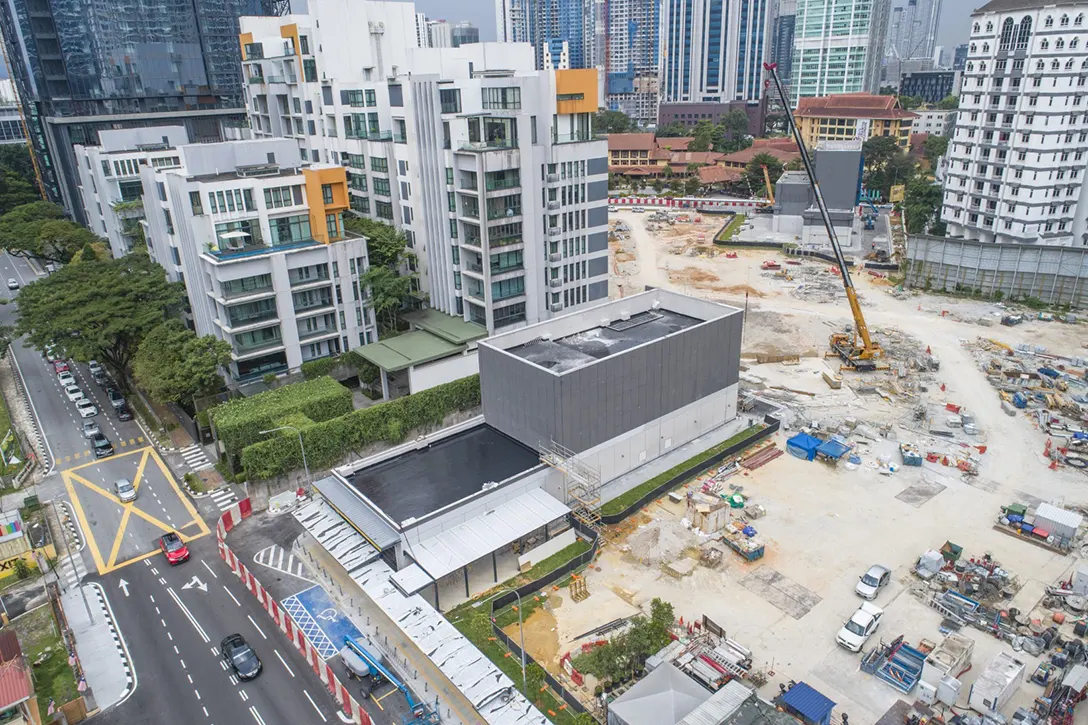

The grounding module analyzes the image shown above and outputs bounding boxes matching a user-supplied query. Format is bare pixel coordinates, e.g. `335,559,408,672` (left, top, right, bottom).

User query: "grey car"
114,478,136,503
81,421,100,439
855,565,891,600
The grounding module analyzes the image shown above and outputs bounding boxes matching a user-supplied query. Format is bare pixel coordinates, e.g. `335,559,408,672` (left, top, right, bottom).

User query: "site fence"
599,415,781,526
904,234,1088,308
490,519,600,717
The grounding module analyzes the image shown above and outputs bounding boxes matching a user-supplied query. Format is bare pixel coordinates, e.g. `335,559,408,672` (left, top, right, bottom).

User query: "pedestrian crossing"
209,487,238,512
180,444,213,472
57,550,88,591
254,544,313,582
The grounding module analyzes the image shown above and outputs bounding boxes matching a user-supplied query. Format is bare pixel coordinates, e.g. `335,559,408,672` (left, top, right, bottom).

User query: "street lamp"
258,425,310,484
476,587,526,695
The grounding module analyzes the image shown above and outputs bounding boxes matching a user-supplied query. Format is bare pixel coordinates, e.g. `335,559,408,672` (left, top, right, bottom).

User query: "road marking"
247,615,267,639
118,579,130,597
274,650,294,678
201,561,218,579
179,659,185,669
154,607,159,614
167,587,210,643
167,633,173,641
159,577,166,585
240,690,249,702
220,662,228,670
194,690,201,701
249,706,266,725
160,619,166,627
230,675,239,686
187,674,193,684
151,568,158,575
304,690,327,722
106,507,134,568
202,707,208,717
174,645,178,654
222,586,241,607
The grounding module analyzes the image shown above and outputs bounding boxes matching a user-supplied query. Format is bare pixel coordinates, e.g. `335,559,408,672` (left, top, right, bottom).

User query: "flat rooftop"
509,309,700,373
346,424,540,525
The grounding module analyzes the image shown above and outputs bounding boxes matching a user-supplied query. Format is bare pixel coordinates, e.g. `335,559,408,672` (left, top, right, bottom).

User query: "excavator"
763,62,886,372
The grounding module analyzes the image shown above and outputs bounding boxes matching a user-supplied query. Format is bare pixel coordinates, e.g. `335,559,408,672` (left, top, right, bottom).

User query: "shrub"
300,350,381,383
13,557,30,579
240,374,480,479
210,376,352,460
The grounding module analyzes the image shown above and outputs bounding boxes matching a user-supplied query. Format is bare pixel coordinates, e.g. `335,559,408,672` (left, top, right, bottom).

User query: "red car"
159,533,190,565
52,360,69,374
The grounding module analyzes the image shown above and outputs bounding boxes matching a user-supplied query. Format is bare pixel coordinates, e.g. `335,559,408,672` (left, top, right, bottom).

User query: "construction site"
489,74,1088,725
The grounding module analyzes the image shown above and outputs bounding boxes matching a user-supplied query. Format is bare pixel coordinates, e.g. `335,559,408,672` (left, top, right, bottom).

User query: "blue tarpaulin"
786,433,822,461
780,682,836,725
816,438,851,460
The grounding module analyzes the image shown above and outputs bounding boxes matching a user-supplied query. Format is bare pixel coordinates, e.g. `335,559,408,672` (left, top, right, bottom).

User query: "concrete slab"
894,479,946,507
63,583,132,710
740,566,822,620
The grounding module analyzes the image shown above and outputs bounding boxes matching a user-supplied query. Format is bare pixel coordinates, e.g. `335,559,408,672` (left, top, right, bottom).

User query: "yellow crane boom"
763,62,884,371
761,164,775,204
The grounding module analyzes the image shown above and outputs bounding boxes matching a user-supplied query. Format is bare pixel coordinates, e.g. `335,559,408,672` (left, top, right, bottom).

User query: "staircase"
540,440,603,535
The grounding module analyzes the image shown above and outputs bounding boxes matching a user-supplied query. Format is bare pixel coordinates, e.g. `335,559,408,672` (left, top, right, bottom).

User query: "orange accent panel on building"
239,32,254,61
302,167,349,244
555,69,598,114
279,23,300,57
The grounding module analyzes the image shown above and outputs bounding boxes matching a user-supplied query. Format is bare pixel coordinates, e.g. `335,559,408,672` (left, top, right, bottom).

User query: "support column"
492,551,498,582
464,566,470,598
433,581,440,611
380,369,390,400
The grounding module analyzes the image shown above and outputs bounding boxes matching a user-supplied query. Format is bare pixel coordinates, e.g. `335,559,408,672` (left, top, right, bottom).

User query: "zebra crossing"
57,550,88,591
208,487,238,512
180,444,213,472
254,544,313,582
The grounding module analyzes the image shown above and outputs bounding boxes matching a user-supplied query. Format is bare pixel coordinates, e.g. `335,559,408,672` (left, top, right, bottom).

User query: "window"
365,89,377,107
1073,39,1080,49
481,87,521,110
370,156,388,173
163,209,174,235
299,35,310,54
1041,39,1050,50
189,191,203,215
1046,15,1054,28
322,184,334,204
446,167,453,186
439,88,461,114
1068,59,1076,70
264,186,302,208
1058,38,1066,49
373,178,390,197
1062,13,1070,26
101,160,111,176
449,219,458,238
375,201,393,220
1000,18,1015,50
325,213,339,239
269,214,312,245
303,59,318,82
1017,18,1032,49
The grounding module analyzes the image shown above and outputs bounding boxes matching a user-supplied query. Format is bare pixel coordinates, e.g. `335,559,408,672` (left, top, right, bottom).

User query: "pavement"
62,583,132,710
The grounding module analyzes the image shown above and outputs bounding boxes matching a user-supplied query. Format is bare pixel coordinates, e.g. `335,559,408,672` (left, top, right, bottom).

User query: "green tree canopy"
898,95,924,110
923,135,950,167
0,146,35,180
343,216,409,269
936,95,959,110
862,136,901,170
593,110,634,135
132,320,231,405
0,201,101,263
655,122,690,138
743,153,788,196
361,265,412,332
15,254,184,379
903,177,946,236
686,120,716,152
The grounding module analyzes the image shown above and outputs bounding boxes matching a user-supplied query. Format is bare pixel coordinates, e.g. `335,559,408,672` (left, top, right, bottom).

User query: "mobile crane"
343,636,440,724
763,63,886,371
755,164,776,213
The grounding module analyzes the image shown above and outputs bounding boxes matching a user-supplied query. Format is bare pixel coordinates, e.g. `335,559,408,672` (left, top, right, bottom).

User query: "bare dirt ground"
525,210,1088,722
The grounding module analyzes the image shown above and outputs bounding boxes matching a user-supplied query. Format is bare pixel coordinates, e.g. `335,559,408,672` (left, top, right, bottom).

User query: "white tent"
607,663,710,725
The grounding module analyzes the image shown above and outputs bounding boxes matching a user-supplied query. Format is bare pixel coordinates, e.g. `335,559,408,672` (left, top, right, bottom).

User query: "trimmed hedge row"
240,374,481,479
210,376,352,460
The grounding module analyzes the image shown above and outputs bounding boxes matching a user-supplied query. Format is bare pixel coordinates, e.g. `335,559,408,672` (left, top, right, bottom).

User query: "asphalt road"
0,252,343,725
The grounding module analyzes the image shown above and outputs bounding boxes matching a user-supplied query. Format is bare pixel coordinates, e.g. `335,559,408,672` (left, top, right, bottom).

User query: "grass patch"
600,424,765,517
516,539,592,585
713,213,747,244
183,472,206,494
12,605,78,714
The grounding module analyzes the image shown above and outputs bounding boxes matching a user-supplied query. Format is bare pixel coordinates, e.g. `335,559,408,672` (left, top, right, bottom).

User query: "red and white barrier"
608,195,768,211
218,500,373,725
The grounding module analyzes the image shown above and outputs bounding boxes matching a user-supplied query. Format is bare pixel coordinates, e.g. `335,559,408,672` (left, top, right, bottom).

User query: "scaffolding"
540,440,602,533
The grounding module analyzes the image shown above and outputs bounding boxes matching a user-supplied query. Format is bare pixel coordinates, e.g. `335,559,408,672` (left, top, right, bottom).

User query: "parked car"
114,477,136,502
115,405,133,422
836,602,883,652
220,634,262,681
44,346,60,363
81,421,100,438
64,385,85,402
92,434,114,459
106,388,126,409
92,370,109,387
53,360,69,374
631,206,646,213
855,565,891,600
75,399,98,418
607,205,618,212
57,371,75,387
6,279,17,291
159,533,189,565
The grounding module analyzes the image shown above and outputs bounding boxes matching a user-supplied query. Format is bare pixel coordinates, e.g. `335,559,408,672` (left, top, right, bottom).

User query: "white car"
57,371,75,387
856,565,891,600
631,206,646,213
836,602,883,652
88,360,103,375
6,279,17,291
64,385,85,402
608,205,618,212
76,399,98,418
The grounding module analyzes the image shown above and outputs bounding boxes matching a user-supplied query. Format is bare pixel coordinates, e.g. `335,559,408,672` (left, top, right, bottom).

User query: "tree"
903,177,945,235
721,109,750,142
923,135,949,168
0,146,35,180
878,85,898,96
936,95,959,110
593,110,634,135
656,122,690,138
898,95,924,110
343,216,409,269
686,120,715,152
862,136,901,170
361,265,412,332
743,153,786,196
0,172,39,216
15,254,184,380
132,320,231,406
0,202,101,263
524,663,546,704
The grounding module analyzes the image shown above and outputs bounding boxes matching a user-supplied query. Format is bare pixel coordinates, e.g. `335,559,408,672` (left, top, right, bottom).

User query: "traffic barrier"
218,499,372,725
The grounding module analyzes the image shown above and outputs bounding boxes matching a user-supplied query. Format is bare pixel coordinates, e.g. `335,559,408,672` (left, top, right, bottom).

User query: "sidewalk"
61,584,133,712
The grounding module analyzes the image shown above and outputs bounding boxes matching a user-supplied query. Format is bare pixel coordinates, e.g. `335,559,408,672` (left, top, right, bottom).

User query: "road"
0,252,343,725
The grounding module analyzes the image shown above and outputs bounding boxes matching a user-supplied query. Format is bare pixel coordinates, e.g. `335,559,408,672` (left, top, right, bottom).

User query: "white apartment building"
136,136,376,381
239,0,610,333
427,20,452,48
942,0,1088,246
74,127,190,258
915,109,957,137
791,0,891,105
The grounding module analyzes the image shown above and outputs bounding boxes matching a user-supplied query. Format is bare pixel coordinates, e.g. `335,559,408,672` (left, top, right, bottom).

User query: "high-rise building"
495,0,602,71
886,0,943,62
0,0,271,224
415,12,430,47
496,0,531,44
791,0,891,105
451,22,480,46
660,0,773,105
952,43,969,70
604,0,660,123
899,70,961,104
427,20,453,48
771,0,798,85
240,1,609,332
942,0,1088,247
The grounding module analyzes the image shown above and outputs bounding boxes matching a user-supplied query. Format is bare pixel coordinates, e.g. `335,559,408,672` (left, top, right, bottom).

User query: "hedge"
240,374,481,479
210,376,353,460
300,350,380,384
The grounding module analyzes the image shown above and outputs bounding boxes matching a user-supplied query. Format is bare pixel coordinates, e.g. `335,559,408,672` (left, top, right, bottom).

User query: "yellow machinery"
762,164,775,204
763,62,885,371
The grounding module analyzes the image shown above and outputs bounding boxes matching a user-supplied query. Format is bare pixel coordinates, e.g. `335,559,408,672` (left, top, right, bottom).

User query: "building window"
440,88,461,114
163,209,174,235
365,89,377,107
299,35,310,54
481,87,521,110
325,213,339,240
189,191,203,215
373,178,390,197
370,157,388,173
375,201,393,220
101,160,111,177
264,186,302,208
269,214,312,245
322,184,334,204
303,59,318,82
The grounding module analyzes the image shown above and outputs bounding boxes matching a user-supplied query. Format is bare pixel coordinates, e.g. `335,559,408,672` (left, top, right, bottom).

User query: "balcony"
459,138,518,152
487,205,521,221
485,176,520,192
548,226,561,237
394,131,407,143
205,238,320,262
298,326,339,341
549,278,562,288
370,130,393,142
465,285,485,302
553,132,597,144
546,173,559,183
222,282,274,300
490,233,522,248
110,199,144,219
289,271,330,287
345,130,367,140
267,74,297,84
462,236,483,250
491,261,523,275
248,76,265,85
547,200,560,211
234,335,283,355
227,311,278,330
548,252,562,263
461,205,480,220
294,294,334,313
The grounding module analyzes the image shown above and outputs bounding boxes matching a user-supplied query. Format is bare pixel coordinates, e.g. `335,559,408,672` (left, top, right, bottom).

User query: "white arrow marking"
118,579,130,597
181,576,208,592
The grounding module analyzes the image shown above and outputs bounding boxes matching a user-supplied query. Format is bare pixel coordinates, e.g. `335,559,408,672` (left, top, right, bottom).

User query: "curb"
88,582,137,707
59,500,85,552
7,352,51,473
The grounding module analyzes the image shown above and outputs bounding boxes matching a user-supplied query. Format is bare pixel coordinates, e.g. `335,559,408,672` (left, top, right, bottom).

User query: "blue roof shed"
780,682,836,725
786,433,822,461
816,438,851,461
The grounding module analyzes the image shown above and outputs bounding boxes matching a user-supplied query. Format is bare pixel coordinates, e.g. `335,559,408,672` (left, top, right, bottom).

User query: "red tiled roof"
722,146,802,167
0,659,32,710
609,165,662,176
607,133,655,151
697,166,742,184
668,151,724,165
796,93,920,120
655,137,694,151
752,137,798,150
0,631,20,664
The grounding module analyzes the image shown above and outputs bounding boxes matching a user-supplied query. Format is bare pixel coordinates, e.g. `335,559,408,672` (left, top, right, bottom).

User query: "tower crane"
763,62,886,371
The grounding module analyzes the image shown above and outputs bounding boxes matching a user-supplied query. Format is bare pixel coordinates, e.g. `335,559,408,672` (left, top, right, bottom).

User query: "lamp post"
258,425,310,484
477,587,526,694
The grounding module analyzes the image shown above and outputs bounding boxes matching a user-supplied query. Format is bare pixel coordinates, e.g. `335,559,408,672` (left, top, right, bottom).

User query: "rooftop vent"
609,311,662,332
236,163,280,177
